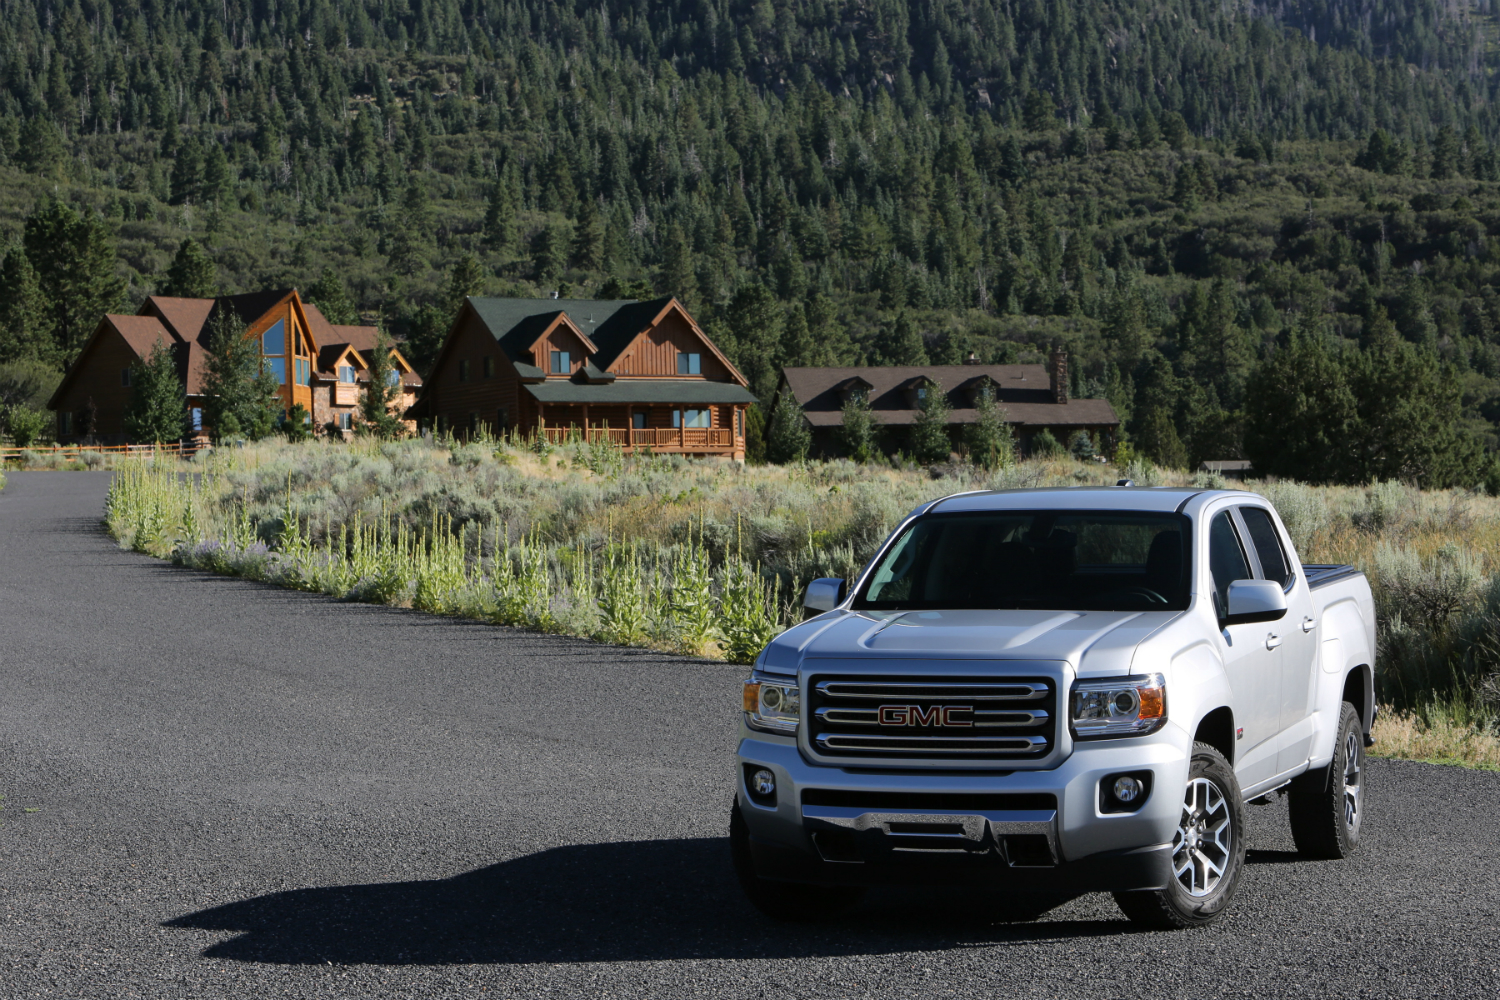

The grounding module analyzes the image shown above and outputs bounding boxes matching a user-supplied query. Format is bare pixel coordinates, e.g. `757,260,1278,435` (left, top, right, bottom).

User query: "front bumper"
737,723,1189,891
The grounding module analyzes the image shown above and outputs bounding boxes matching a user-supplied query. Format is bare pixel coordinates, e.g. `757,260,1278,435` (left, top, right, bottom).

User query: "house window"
916,386,928,402
264,357,287,384
59,411,72,436
121,368,132,387
436,414,449,433
469,412,481,435
191,408,203,431
632,412,647,430
735,408,743,436
550,350,570,374
677,352,701,375
458,359,470,382
338,365,356,383
339,412,352,431
387,370,401,387
497,407,509,430
295,359,310,386
262,319,285,355
673,408,710,428
483,356,494,378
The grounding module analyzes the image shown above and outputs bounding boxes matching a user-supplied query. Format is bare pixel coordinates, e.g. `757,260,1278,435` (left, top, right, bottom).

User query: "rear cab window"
1237,506,1294,588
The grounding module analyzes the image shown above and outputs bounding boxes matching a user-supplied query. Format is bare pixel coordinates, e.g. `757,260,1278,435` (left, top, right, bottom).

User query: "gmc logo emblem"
878,704,972,727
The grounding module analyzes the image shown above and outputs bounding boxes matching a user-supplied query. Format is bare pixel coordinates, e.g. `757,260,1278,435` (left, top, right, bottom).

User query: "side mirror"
1223,579,1287,626
804,577,847,613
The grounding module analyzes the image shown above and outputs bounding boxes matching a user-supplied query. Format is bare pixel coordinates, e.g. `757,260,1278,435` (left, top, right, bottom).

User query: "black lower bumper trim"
748,834,1173,893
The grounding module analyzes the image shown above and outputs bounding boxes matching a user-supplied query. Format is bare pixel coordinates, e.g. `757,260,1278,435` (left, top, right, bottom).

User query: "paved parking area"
1,470,1497,998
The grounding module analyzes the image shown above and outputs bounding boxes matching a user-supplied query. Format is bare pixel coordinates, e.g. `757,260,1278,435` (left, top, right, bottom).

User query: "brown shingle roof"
781,364,1119,429
106,315,174,357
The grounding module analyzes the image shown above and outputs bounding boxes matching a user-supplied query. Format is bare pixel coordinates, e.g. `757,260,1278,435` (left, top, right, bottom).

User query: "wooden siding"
428,311,522,435
532,322,592,375
52,326,148,443
610,309,731,379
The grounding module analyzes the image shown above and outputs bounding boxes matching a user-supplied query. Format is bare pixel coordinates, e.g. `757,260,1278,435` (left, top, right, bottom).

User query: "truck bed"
1302,564,1363,589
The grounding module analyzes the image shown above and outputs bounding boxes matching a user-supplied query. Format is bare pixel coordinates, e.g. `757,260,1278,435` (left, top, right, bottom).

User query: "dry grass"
97,435,1500,767
1371,707,1500,771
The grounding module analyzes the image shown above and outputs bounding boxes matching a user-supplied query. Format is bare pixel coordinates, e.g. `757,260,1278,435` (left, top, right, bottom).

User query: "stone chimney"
1049,348,1069,404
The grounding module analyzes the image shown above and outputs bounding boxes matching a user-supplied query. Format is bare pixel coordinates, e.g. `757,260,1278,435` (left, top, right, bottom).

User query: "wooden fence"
0,441,204,463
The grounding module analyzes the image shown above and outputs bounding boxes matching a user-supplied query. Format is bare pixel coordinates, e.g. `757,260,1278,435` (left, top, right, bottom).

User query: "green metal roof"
523,380,757,405
468,296,673,369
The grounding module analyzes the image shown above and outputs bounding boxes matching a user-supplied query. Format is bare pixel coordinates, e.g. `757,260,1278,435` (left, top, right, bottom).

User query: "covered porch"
525,380,756,459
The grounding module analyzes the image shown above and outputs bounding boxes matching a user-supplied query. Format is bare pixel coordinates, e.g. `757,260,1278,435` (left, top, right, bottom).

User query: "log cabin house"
411,296,756,459
48,289,420,443
775,351,1120,458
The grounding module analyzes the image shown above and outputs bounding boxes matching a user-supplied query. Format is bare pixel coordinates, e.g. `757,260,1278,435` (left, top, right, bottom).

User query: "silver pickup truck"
732,486,1375,929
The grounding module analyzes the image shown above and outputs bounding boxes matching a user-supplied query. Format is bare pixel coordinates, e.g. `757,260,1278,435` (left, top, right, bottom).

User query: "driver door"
1206,510,1280,789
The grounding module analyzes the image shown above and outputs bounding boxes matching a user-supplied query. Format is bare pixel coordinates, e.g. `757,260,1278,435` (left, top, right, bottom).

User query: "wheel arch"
1343,664,1374,735
1194,706,1236,765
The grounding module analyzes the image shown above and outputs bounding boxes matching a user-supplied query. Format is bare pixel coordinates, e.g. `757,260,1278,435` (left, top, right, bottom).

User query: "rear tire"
730,802,865,921
1288,701,1365,859
1114,741,1247,929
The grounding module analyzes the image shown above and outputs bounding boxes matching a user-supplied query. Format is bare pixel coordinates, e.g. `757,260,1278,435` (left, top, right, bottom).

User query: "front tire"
1114,741,1247,929
729,802,864,921
1288,701,1365,859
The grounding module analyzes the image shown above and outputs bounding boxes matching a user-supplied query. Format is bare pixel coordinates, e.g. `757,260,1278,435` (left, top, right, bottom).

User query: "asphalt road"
1,470,1497,998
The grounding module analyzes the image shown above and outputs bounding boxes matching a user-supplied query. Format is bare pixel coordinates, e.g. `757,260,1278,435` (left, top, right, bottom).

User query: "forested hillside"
3,0,1500,486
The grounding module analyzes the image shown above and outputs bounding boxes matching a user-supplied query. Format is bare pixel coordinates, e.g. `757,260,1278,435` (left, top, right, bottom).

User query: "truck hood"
762,608,1183,677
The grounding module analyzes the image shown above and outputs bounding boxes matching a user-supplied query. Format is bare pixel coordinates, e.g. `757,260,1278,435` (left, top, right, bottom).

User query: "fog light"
1113,775,1142,803
752,769,776,797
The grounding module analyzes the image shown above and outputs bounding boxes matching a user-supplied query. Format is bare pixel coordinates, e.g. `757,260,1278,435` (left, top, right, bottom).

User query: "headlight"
742,672,800,735
1071,673,1167,739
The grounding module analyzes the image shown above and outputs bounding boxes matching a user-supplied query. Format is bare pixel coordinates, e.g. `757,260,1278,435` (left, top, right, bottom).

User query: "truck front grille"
806,676,1056,760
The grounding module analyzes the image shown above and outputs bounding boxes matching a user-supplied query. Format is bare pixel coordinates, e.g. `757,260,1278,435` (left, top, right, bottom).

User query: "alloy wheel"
1343,728,1363,834
1172,776,1233,897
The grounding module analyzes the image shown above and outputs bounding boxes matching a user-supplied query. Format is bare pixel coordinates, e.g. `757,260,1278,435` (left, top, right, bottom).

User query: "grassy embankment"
102,436,1500,768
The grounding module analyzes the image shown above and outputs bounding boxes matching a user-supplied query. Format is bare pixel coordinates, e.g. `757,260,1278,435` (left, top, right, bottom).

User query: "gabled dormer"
959,373,1002,406
833,375,874,405
899,374,941,408
525,312,599,380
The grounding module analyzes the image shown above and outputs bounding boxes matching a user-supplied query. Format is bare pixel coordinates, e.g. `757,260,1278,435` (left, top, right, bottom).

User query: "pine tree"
482,178,516,251
658,223,696,304
201,309,279,443
909,380,953,463
571,197,604,270
837,391,880,462
766,389,811,463
876,312,930,365
359,330,404,439
306,268,358,325
22,200,125,363
446,252,487,308
965,384,1014,469
0,247,54,364
123,339,184,443
159,239,217,298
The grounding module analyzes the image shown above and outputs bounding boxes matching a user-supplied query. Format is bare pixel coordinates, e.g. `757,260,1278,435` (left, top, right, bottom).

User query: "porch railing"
540,425,735,449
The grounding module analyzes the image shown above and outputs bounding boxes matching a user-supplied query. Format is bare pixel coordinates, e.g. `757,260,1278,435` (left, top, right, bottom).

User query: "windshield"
852,510,1191,612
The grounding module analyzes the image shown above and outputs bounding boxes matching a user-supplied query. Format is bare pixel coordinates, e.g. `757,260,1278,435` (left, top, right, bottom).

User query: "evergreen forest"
5,0,1500,485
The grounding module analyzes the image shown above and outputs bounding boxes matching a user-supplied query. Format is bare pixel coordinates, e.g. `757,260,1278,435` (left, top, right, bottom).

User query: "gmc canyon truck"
732,486,1375,929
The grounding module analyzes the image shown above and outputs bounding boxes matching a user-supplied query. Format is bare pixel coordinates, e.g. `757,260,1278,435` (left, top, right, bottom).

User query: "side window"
1239,506,1292,587
1208,511,1252,620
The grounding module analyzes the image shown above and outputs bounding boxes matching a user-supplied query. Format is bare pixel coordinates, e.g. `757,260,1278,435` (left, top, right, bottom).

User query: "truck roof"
927,486,1264,515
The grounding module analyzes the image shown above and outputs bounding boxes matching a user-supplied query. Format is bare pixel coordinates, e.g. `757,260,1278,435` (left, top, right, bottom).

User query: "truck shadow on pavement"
166,837,1136,964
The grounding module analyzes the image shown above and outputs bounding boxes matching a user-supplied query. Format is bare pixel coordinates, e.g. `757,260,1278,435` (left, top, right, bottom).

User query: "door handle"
1266,632,1283,650
1301,617,1317,633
